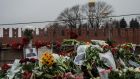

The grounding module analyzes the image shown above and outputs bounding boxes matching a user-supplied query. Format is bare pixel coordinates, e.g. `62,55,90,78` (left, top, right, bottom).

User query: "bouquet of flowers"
10,58,38,79
33,52,82,79
117,43,134,67
62,39,80,46
0,64,11,79
109,67,140,79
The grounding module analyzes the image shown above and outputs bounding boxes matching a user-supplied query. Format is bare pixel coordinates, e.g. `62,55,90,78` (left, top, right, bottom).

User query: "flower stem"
88,70,94,79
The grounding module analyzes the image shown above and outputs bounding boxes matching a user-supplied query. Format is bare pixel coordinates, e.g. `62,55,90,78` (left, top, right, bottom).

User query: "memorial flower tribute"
0,39,140,79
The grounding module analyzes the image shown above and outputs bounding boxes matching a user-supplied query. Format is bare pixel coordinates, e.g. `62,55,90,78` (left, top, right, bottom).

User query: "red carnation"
22,71,32,79
42,40,46,46
17,43,24,49
122,45,130,50
19,58,26,64
35,40,42,48
24,58,29,62
111,48,118,54
60,51,65,56
29,58,38,63
47,44,51,48
103,45,110,49
1,64,11,71
22,37,30,45
111,43,117,48
108,66,113,71
56,41,61,48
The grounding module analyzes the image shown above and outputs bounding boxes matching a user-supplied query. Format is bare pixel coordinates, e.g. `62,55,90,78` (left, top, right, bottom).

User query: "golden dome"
88,0,95,3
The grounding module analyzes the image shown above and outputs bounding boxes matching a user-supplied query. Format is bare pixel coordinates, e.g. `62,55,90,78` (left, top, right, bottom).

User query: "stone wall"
0,48,23,66
0,27,140,44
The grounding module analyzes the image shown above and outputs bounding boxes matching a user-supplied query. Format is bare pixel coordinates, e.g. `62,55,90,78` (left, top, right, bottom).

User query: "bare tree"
56,1,113,29
57,5,83,29
82,1,113,28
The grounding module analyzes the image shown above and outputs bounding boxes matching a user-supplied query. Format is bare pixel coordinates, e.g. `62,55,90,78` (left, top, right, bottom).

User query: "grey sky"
0,0,140,25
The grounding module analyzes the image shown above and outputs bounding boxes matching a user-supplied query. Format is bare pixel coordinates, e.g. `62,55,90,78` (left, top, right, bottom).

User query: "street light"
108,18,112,40
100,12,111,39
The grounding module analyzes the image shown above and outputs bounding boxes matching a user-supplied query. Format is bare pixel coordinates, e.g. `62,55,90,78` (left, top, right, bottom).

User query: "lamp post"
108,18,112,40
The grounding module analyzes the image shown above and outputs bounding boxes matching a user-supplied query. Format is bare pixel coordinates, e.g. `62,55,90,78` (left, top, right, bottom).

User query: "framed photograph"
24,48,38,59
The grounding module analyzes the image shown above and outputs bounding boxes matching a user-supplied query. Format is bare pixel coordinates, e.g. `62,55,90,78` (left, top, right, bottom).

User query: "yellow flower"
40,52,55,66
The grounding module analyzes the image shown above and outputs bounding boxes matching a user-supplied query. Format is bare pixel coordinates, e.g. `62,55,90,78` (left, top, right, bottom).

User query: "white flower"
119,70,123,76
114,69,119,72
119,48,123,52
132,44,136,50
64,56,70,60
91,45,103,52
134,67,140,72
99,41,108,46
128,67,134,71
32,68,43,76
52,53,60,61
138,55,140,58
91,40,108,46
123,69,127,72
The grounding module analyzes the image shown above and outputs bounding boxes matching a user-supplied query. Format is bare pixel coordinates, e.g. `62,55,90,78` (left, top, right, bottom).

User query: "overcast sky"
0,0,140,26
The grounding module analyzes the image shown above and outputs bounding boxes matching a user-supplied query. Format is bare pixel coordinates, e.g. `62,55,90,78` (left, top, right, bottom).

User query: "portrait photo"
25,48,38,59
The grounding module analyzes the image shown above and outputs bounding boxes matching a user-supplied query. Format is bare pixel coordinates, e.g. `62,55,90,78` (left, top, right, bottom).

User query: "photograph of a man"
25,48,37,58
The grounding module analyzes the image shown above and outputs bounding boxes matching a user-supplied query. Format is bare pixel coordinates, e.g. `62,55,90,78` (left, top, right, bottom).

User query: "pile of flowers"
1,39,140,79
109,67,140,79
